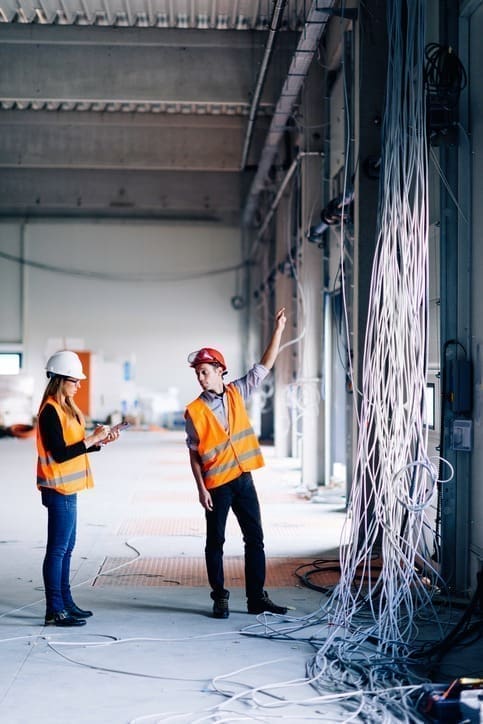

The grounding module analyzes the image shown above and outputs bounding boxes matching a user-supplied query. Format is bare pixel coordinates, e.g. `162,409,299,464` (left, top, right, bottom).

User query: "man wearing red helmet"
185,308,288,619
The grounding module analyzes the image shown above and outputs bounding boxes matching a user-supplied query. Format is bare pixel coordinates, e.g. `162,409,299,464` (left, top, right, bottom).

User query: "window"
424,383,435,430
0,353,22,375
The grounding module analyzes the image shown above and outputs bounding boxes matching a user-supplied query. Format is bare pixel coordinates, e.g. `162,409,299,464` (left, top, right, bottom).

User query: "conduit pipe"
240,0,288,171
247,151,323,261
242,0,335,229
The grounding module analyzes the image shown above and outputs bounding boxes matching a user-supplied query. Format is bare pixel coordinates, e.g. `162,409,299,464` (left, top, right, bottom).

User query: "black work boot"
66,603,93,619
247,591,287,615
211,590,230,619
44,609,87,627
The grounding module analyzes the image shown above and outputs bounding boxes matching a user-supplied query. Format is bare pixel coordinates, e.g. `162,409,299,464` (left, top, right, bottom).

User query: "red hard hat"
188,347,226,371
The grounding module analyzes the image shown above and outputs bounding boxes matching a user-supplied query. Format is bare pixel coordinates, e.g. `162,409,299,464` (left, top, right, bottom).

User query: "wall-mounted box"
451,419,472,451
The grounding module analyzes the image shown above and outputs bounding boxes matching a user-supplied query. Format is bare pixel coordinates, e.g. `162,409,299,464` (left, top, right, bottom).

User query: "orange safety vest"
185,384,264,490
36,397,94,495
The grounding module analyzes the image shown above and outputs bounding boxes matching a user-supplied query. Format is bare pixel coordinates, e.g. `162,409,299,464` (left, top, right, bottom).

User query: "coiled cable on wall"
424,42,467,109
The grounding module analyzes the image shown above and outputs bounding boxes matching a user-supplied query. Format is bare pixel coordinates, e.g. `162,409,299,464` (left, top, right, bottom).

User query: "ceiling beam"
0,25,298,107
0,110,271,171
242,0,336,228
0,167,246,223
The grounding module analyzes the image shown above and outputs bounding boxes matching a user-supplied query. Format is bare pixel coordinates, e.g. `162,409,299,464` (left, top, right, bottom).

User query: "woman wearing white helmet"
36,350,120,627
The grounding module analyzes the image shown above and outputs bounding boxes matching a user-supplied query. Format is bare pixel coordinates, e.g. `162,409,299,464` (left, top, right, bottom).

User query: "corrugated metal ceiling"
0,0,327,221
0,0,309,29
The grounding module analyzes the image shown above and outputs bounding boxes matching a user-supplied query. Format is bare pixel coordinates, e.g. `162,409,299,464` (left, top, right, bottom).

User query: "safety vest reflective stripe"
37,469,89,485
38,452,89,471
200,427,254,463
186,384,264,489
206,448,264,478
36,398,94,495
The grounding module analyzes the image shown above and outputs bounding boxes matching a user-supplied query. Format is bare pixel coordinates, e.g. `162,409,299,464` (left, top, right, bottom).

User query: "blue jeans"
41,488,77,614
205,472,265,603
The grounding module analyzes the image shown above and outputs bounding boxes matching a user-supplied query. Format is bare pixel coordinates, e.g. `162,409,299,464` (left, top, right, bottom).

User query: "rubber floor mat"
91,555,338,588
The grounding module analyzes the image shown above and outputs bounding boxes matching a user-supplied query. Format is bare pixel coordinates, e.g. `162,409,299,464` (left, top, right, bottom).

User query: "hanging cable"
328,0,440,656
0,249,244,283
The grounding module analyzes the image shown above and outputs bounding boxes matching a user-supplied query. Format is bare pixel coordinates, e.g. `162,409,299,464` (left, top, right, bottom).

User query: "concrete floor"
0,431,481,723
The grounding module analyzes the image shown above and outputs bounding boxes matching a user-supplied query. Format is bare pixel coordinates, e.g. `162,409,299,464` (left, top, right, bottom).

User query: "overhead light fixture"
236,15,248,30
75,12,90,25
114,12,129,26
94,11,109,25
156,13,168,27
197,14,209,29
135,12,149,26
216,14,229,29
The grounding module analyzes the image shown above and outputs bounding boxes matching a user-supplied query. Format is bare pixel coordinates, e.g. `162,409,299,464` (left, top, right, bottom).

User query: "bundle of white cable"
229,2,445,719
326,0,437,658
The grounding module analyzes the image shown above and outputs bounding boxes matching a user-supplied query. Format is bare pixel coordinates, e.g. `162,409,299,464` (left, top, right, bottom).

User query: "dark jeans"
205,472,265,603
41,488,77,614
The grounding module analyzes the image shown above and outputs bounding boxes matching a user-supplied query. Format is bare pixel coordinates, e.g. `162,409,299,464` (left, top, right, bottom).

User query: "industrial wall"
0,219,243,422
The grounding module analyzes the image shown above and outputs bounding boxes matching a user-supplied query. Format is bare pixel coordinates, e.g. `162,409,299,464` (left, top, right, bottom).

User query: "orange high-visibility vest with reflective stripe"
36,398,94,495
186,384,264,490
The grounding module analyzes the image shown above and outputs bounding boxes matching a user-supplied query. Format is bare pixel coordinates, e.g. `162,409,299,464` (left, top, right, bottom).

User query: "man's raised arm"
260,307,286,370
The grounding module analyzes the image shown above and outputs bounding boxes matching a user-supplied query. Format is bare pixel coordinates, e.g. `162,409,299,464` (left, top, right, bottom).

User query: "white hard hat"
45,350,86,380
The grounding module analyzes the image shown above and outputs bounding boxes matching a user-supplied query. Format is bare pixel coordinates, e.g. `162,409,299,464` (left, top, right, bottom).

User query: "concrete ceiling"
0,0,329,224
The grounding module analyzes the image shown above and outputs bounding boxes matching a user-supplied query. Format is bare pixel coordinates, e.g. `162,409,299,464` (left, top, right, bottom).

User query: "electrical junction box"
451,419,472,452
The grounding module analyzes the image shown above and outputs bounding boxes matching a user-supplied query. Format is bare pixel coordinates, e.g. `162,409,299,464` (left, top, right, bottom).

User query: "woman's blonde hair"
38,376,85,425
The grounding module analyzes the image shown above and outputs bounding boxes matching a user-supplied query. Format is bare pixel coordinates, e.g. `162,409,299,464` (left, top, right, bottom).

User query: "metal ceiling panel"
0,0,307,30
0,0,309,28
0,0,325,221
